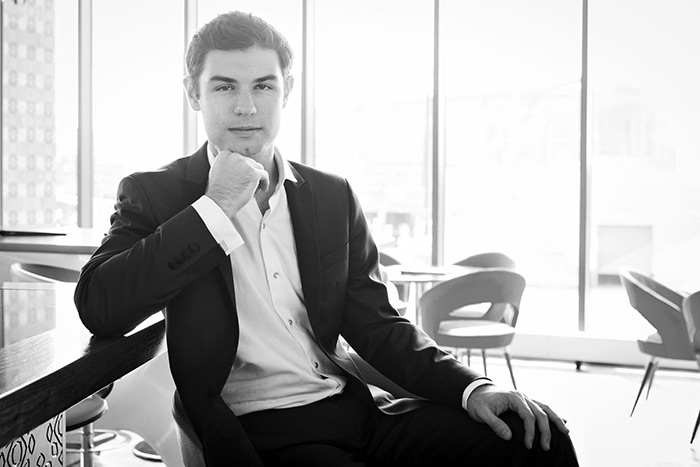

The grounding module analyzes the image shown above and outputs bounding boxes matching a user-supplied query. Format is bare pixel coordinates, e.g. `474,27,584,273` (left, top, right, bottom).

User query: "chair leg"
504,349,517,389
692,409,700,444
466,349,472,366
631,359,654,417
646,359,659,400
481,350,488,376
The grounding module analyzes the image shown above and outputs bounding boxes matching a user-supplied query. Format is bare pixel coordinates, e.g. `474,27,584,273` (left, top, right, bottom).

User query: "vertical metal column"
431,0,444,266
78,0,93,227
0,1,4,225
578,0,590,331
183,0,198,156
301,0,316,166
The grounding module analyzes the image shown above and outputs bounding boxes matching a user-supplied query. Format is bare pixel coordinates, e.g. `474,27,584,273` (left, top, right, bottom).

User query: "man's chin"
210,138,270,159
233,145,275,161
237,147,261,158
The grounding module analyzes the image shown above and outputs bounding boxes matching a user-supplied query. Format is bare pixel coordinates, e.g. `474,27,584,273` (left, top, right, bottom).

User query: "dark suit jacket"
74,143,481,466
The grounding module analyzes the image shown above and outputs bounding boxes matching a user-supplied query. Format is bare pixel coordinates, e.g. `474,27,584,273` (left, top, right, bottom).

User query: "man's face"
185,47,293,161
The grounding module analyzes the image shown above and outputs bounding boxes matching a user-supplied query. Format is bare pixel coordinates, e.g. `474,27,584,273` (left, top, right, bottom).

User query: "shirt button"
314,362,319,369
262,223,266,229
273,272,280,279
288,319,293,326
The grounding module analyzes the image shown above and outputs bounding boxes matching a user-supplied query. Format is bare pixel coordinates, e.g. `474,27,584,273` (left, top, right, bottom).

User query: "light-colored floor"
80,358,700,467
65,432,163,467
484,357,700,467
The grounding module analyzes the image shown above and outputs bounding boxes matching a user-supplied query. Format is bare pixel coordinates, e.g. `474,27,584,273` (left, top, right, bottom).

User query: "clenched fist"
206,147,270,218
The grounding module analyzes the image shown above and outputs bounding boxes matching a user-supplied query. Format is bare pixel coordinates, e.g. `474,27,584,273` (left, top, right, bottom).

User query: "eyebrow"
209,74,279,84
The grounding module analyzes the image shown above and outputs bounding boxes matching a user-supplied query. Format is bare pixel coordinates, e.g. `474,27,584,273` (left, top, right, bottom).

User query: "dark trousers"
238,382,579,467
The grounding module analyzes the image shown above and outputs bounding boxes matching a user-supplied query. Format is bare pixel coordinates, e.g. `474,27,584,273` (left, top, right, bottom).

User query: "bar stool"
65,395,108,467
65,385,130,467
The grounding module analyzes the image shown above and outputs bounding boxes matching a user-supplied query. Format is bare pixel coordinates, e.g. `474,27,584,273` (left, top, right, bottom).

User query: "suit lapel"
285,165,322,330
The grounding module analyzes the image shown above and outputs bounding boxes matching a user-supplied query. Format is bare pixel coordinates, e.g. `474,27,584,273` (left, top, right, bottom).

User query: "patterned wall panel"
0,413,64,467
2,0,57,228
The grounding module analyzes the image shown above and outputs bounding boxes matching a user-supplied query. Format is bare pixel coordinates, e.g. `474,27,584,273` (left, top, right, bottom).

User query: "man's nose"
234,91,257,116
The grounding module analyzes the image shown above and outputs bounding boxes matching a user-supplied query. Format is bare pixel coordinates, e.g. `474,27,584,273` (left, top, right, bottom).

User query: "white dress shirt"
193,149,346,416
192,148,489,416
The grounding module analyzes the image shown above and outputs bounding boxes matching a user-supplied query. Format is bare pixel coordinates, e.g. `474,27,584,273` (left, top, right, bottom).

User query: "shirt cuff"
461,377,494,411
192,196,243,255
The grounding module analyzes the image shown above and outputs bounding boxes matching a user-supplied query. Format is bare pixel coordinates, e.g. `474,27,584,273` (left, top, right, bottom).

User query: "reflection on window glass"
92,1,183,232
441,0,582,332
2,0,76,229
313,0,434,265
588,0,700,337
197,0,303,161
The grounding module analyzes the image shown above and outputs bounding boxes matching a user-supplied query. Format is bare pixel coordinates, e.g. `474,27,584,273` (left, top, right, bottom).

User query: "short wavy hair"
185,11,294,92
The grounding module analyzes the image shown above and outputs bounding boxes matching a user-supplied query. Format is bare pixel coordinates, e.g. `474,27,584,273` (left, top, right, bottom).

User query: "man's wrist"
461,378,494,411
192,196,243,254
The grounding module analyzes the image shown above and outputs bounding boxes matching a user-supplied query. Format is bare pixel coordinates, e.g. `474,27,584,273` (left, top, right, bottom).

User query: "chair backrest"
453,252,516,269
418,269,526,342
682,290,700,355
10,262,80,283
377,264,405,314
172,391,206,467
619,267,693,357
377,264,390,283
379,251,401,266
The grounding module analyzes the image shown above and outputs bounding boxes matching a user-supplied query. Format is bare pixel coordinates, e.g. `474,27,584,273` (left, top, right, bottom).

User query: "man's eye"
216,84,234,91
255,83,273,91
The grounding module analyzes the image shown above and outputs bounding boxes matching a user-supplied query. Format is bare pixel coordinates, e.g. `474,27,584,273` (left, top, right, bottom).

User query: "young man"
75,11,578,466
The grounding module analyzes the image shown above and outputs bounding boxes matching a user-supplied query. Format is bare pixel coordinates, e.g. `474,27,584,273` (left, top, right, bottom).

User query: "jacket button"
207,386,218,397
189,242,200,252
174,255,185,264
182,248,193,259
168,261,178,270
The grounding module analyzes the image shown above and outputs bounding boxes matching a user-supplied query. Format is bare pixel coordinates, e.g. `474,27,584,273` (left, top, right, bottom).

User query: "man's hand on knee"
465,385,570,451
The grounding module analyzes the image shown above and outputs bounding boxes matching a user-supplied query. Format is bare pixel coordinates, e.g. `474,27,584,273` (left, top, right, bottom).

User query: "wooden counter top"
0,282,165,446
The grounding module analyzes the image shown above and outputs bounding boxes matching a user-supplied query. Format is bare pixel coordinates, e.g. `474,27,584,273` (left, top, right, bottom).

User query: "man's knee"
499,410,579,466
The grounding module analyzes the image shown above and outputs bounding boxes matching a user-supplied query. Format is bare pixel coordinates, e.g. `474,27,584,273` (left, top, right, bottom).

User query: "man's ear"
283,74,295,108
183,75,201,111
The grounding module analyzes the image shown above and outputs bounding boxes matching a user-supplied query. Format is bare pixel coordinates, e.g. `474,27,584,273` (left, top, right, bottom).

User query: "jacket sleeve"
338,181,481,408
74,174,228,337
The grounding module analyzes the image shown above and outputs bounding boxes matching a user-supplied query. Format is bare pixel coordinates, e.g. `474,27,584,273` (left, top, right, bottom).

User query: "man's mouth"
230,126,260,132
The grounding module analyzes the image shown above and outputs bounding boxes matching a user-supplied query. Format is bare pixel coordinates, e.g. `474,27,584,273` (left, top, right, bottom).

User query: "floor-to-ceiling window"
54,0,79,228
312,0,435,265
440,0,582,333
1,0,77,229
90,0,184,232
587,0,700,338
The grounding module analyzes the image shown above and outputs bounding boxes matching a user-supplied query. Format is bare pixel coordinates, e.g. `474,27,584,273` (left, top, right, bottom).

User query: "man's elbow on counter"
73,283,133,338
